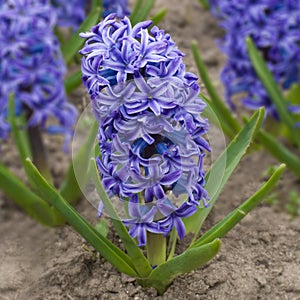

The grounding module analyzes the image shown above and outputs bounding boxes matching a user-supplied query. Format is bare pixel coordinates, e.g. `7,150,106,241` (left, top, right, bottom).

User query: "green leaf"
184,108,265,238
130,0,155,25
201,93,236,139
191,41,241,139
8,94,32,164
60,119,98,204
9,92,54,187
92,0,102,10
246,37,300,148
150,8,167,26
286,83,300,104
8,94,53,189
198,0,209,9
138,239,221,295
61,4,101,64
166,229,177,261
0,163,64,226
89,158,152,277
130,0,143,24
257,129,300,178
191,164,285,248
24,158,138,277
65,70,82,94
95,219,109,237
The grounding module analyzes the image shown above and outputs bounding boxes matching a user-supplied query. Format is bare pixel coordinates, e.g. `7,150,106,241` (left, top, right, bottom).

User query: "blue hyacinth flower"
81,14,210,246
0,0,77,150
209,0,300,121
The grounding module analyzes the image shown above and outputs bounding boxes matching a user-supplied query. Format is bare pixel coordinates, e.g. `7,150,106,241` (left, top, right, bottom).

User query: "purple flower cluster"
0,0,77,148
51,0,86,31
209,0,300,119
80,15,210,246
102,0,130,19
51,0,130,31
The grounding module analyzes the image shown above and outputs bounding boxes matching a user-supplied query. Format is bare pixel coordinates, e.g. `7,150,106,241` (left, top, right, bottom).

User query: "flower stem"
25,107,53,183
27,124,53,183
146,232,166,267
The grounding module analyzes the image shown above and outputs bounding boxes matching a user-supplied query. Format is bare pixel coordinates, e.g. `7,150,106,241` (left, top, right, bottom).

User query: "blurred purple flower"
209,0,300,120
0,103,9,140
51,0,86,31
81,15,210,245
0,0,77,150
102,0,130,19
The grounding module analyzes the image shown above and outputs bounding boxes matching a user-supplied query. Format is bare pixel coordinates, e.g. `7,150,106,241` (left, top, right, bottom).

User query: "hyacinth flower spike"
78,12,217,260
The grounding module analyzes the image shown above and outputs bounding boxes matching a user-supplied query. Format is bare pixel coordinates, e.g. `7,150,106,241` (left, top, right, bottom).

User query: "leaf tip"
279,163,286,169
245,36,251,43
213,238,222,250
25,157,34,167
277,163,286,174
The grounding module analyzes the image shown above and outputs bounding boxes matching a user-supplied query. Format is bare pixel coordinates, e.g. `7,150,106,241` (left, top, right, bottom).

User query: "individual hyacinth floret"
0,0,77,148
208,0,300,120
80,14,210,246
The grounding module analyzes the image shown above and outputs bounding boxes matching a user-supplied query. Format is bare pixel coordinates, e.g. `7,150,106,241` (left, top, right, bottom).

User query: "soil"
1,1,300,300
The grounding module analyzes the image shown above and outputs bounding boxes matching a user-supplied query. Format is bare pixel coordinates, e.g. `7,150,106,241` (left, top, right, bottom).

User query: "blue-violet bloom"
80,14,210,246
51,0,86,31
0,0,77,149
209,0,300,120
102,0,130,19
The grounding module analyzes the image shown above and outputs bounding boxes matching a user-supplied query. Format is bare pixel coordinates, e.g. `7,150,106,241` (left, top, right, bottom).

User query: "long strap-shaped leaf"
89,158,152,277
24,158,138,277
8,94,53,189
60,120,98,204
191,163,285,248
184,108,265,239
191,41,241,139
61,3,101,65
138,239,221,295
130,0,155,25
65,70,82,95
201,92,235,139
257,130,300,178
8,94,32,165
0,163,65,226
150,9,167,26
246,37,300,148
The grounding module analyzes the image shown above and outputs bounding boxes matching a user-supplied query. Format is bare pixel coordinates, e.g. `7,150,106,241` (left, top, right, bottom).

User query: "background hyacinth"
51,0,86,31
102,0,130,18
208,0,300,120
80,14,210,246
0,0,77,148
51,0,130,31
